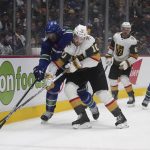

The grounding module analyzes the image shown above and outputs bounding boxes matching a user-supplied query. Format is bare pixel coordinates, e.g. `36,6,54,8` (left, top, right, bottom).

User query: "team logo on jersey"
116,44,124,56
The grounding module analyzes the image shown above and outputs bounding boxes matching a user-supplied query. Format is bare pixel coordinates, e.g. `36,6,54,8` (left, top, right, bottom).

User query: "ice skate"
127,96,135,107
90,106,100,120
142,98,149,109
41,111,53,123
115,113,129,129
72,112,91,129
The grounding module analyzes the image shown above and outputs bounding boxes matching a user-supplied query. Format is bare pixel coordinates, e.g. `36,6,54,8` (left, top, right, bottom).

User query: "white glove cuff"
127,57,137,66
48,62,58,76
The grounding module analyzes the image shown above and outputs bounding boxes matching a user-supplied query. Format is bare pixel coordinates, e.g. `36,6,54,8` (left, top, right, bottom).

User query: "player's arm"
119,40,138,70
33,42,52,81
39,42,52,69
50,31,73,70
106,38,115,58
77,42,100,61
127,43,138,66
44,30,73,76
76,42,101,68
104,37,115,66
53,52,72,69
56,30,73,51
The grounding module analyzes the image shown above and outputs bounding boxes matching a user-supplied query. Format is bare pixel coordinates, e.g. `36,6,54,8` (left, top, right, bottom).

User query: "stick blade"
0,120,6,129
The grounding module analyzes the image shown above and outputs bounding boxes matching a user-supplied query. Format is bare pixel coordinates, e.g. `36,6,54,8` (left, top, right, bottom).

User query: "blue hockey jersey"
38,29,73,70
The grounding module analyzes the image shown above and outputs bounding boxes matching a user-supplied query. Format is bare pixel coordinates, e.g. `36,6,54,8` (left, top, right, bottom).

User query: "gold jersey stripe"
105,100,118,112
54,59,65,68
125,84,133,92
111,85,118,91
91,53,101,61
130,54,138,59
69,97,84,108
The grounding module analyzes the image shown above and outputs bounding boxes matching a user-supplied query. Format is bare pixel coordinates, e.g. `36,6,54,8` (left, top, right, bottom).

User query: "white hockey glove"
65,58,82,73
105,57,112,66
119,60,130,70
45,73,55,91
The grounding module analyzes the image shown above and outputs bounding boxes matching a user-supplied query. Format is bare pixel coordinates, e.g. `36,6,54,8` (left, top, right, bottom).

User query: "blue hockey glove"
33,66,45,81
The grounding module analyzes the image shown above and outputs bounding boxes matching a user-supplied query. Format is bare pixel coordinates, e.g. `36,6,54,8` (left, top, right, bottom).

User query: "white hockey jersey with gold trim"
110,32,137,62
64,35,100,68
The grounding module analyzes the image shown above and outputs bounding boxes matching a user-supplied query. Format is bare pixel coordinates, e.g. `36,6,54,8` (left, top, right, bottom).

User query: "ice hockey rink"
0,96,150,150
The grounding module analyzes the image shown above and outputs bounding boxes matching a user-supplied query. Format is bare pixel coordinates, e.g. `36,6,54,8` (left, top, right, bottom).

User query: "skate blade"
142,105,148,110
72,122,92,129
116,122,129,129
41,120,48,124
127,103,135,107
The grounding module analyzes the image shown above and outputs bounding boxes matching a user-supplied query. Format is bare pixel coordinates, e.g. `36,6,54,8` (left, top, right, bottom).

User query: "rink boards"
0,56,149,124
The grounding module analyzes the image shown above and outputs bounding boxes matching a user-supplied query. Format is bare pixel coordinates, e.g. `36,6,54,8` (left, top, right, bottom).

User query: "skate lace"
143,98,150,104
77,114,82,120
44,111,53,117
116,115,122,122
128,97,135,102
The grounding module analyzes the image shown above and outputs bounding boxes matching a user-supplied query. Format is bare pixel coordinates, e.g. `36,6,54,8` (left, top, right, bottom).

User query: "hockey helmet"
121,22,131,28
45,20,62,34
121,22,131,34
73,24,88,38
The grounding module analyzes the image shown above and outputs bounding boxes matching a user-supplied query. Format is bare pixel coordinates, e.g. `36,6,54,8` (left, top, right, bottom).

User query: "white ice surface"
0,96,150,150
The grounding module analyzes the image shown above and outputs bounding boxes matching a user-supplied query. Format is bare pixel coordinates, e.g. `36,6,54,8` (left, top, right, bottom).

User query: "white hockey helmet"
73,24,88,38
121,22,131,28
121,22,131,35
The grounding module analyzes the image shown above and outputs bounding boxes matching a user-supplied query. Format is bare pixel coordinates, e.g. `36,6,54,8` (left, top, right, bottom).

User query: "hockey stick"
0,79,37,124
0,71,65,129
16,70,65,110
104,65,109,72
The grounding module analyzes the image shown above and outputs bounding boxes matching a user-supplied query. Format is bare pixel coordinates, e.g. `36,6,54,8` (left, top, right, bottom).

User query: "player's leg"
109,79,119,100
96,90,128,128
41,83,60,122
91,62,128,128
120,75,135,106
108,63,120,100
64,82,91,129
41,71,65,122
77,84,99,120
142,84,150,108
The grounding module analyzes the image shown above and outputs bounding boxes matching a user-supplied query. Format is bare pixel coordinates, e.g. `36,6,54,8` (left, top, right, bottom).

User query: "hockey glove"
65,58,82,73
45,73,55,91
33,66,45,81
119,60,130,70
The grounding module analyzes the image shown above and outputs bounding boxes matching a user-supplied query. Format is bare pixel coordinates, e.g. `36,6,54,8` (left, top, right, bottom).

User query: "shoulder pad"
86,35,95,43
114,32,121,37
130,36,137,44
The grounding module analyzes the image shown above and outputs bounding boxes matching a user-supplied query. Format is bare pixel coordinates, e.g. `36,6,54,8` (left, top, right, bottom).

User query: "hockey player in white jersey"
105,22,138,107
52,24,128,129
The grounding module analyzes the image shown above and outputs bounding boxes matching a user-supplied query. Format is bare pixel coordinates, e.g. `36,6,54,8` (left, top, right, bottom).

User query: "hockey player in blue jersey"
142,84,150,108
33,21,99,127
